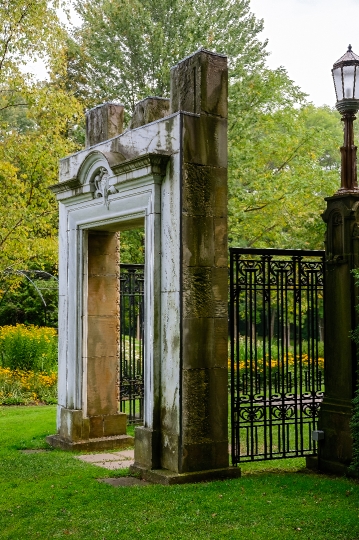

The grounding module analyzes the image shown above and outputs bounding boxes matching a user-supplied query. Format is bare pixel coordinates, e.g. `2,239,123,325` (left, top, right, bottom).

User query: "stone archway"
48,49,240,483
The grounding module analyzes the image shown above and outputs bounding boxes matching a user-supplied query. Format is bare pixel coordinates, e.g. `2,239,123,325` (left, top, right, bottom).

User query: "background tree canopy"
0,0,344,322
69,0,342,250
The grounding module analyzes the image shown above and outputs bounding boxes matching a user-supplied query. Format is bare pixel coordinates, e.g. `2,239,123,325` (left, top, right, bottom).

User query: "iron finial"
348,44,352,52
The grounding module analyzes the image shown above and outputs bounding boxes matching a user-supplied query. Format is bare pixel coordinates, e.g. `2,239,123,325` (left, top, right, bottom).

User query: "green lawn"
1,406,359,539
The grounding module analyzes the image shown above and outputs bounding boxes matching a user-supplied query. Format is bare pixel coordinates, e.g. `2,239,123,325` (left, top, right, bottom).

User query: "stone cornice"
49,152,171,198
111,152,170,177
49,177,81,195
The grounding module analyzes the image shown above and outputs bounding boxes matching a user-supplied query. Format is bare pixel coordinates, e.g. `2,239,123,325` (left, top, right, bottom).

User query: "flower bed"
0,367,57,405
0,324,58,405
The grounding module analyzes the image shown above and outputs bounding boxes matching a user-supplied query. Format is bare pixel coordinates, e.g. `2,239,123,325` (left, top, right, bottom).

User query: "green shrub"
0,324,57,373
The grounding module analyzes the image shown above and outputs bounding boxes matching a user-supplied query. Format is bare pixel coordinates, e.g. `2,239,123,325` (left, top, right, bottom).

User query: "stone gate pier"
48,49,240,483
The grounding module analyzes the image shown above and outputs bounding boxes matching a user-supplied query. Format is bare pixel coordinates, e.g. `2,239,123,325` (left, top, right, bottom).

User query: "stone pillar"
85,103,124,147
131,49,240,483
47,230,133,451
311,193,359,473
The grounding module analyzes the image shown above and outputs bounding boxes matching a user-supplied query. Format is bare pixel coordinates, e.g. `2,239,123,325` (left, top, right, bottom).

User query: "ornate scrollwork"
91,166,118,209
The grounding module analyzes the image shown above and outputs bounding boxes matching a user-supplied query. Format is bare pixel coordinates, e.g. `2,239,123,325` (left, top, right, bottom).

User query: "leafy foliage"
0,1,83,279
69,0,267,113
70,0,343,251
0,324,57,372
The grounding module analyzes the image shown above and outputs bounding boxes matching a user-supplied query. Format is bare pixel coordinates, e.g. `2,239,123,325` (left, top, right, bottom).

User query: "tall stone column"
132,49,240,483
313,193,359,473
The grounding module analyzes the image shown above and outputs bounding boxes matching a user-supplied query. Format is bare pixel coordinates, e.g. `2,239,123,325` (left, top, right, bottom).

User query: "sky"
249,0,359,107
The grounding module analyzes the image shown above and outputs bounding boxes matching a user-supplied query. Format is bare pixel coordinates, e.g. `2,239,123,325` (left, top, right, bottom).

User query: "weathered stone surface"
134,426,161,469
316,193,359,473
51,48,230,482
183,114,227,168
183,267,213,318
86,103,124,148
182,368,228,447
214,318,228,367
129,97,170,129
87,317,119,358
129,465,240,485
87,276,118,316
170,49,228,118
182,369,210,444
46,434,133,452
214,218,228,267
88,232,118,274
89,415,104,438
182,216,214,267
104,413,127,437
87,355,118,416
181,441,229,472
183,164,227,218
183,318,214,369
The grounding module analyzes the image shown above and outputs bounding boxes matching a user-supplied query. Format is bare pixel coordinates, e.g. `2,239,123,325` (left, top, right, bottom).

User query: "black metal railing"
230,248,325,464
119,264,144,424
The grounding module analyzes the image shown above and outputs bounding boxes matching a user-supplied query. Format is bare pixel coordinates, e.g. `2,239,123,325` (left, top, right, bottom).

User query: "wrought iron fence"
230,248,325,463
119,264,144,424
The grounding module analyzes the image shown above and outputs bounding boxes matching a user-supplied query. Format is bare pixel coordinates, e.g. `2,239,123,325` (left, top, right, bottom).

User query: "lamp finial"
348,44,352,52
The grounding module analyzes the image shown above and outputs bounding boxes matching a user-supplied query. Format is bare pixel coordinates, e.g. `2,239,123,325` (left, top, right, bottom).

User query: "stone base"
46,434,134,452
306,455,352,476
130,464,241,485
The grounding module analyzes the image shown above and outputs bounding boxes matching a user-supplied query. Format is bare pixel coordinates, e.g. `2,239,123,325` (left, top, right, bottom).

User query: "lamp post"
332,45,359,192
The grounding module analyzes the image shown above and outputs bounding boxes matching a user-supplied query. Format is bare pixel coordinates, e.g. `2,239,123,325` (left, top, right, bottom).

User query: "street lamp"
332,45,359,192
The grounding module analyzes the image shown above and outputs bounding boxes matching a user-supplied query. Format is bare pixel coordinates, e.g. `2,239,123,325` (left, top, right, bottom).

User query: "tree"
69,0,344,251
0,1,83,278
69,0,267,112
228,69,342,249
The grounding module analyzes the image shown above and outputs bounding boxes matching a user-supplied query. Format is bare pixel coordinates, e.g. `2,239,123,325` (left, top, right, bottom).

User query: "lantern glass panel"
343,65,355,98
355,66,359,99
333,67,343,100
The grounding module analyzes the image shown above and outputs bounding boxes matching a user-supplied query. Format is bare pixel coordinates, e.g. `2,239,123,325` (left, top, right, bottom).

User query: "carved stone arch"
76,150,126,186
76,150,127,208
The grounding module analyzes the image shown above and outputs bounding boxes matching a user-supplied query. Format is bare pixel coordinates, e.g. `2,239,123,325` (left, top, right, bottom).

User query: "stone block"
182,368,210,444
89,415,104,438
170,49,227,118
214,218,228,267
183,317,214,369
134,426,161,469
207,367,229,442
129,97,170,129
87,356,118,416
183,267,213,318
182,367,228,446
104,413,127,437
161,428,180,473
183,163,227,218
87,275,119,316
182,114,227,168
212,267,228,317
86,103,124,147
47,434,134,452
181,441,229,472
214,318,229,369
87,316,119,358
59,408,84,442
182,216,214,267
88,232,119,275
130,465,240,485
318,398,353,466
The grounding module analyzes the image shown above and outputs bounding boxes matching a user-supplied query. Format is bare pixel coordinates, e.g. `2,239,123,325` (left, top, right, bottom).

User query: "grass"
1,406,359,539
